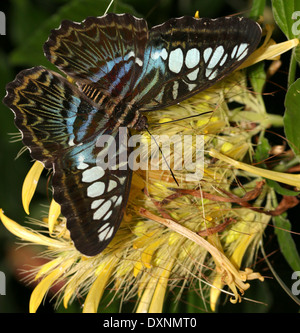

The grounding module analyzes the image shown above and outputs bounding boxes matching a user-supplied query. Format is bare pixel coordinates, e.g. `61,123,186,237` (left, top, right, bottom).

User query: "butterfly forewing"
4,67,109,168
44,13,148,102
4,13,261,256
44,14,261,112
131,16,262,110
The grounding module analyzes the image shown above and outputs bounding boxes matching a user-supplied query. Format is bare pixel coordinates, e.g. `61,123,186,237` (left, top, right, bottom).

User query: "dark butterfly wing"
44,13,148,103
131,16,262,110
44,14,261,113
4,66,108,168
3,67,132,256
53,128,132,256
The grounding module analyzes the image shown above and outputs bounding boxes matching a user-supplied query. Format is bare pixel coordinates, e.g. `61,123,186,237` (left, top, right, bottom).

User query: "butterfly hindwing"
53,128,132,256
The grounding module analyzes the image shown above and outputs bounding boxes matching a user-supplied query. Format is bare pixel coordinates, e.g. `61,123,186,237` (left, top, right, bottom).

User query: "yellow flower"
22,161,44,215
1,33,299,313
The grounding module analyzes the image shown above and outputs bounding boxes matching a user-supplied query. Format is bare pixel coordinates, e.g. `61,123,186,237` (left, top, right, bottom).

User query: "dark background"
0,0,299,313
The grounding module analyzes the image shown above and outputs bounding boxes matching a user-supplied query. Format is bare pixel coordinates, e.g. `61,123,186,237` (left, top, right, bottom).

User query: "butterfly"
3,13,261,256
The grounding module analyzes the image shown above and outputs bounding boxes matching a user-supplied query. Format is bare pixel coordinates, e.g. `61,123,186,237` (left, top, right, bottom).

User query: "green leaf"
271,0,300,39
9,0,50,47
273,214,300,272
10,0,138,67
294,42,300,63
255,136,271,162
266,179,300,196
249,62,267,94
250,0,266,20
272,0,300,87
186,288,208,313
284,78,300,157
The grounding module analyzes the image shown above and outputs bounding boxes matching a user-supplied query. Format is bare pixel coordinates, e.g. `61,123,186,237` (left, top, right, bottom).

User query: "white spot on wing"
94,201,111,220
108,179,117,192
125,50,143,66
87,181,105,198
68,137,75,146
82,166,105,183
118,176,126,185
172,81,179,99
187,68,199,81
236,43,249,60
219,53,228,67
151,48,168,60
115,195,123,207
98,222,110,233
185,48,200,68
187,83,197,91
203,47,212,63
103,210,113,221
206,68,218,80
125,51,135,60
135,57,143,66
208,46,224,69
205,68,212,78
91,198,104,210
161,48,168,60
98,225,114,241
231,45,238,58
104,227,114,240
169,48,184,73
77,155,89,170
78,162,89,170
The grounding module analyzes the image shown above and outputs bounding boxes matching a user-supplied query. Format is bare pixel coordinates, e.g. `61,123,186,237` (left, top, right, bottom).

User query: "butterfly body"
4,13,261,256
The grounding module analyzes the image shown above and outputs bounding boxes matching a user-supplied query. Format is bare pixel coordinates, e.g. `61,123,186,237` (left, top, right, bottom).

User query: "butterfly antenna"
104,0,114,15
146,127,179,187
153,110,213,126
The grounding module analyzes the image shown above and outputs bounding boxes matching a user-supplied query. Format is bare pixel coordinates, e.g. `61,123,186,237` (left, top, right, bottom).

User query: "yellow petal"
136,279,157,313
230,234,258,268
221,142,234,153
0,209,62,248
210,274,223,311
240,38,299,69
133,231,156,248
159,118,173,123
148,261,174,313
210,214,267,310
22,161,44,214
133,261,143,277
141,240,163,268
82,258,118,313
34,257,64,281
136,261,173,313
209,148,300,188
48,199,61,235
63,267,94,309
29,258,74,313
63,283,74,309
